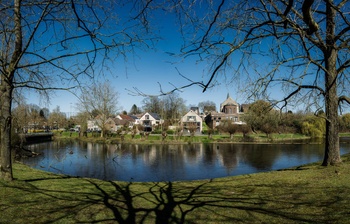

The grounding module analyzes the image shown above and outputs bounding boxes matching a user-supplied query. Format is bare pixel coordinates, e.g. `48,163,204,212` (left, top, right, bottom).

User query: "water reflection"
21,141,350,182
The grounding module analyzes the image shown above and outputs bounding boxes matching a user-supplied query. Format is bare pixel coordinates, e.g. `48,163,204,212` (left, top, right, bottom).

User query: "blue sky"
23,1,350,116
28,48,245,115
24,4,249,115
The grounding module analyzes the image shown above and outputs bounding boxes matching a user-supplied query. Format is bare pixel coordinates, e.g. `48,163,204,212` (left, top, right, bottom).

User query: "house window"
187,116,196,122
145,115,149,120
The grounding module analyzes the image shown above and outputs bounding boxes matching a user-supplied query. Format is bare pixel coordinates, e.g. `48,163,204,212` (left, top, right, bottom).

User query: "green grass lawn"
53,130,314,145
1,153,350,223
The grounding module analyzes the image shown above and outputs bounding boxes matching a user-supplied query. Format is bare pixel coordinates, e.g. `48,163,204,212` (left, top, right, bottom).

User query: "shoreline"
52,131,319,145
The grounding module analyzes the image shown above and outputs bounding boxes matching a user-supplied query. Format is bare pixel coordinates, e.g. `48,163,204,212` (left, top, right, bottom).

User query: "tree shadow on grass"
1,173,350,223
84,180,209,224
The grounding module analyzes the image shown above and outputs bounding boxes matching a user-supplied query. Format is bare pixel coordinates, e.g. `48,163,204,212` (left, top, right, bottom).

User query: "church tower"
220,93,239,114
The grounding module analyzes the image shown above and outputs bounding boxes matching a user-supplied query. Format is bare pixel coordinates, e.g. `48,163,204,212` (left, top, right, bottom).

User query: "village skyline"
25,87,251,117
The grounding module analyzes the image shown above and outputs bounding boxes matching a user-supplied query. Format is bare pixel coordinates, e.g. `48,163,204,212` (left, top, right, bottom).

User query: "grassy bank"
1,154,350,223
53,131,313,144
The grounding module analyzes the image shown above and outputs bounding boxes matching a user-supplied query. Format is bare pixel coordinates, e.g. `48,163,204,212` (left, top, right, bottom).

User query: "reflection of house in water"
143,145,158,166
141,145,189,178
184,144,203,164
205,93,247,129
214,144,240,172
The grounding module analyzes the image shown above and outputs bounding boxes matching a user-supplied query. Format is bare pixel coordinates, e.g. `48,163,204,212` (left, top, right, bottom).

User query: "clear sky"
27,49,245,115
23,1,350,116
24,5,249,116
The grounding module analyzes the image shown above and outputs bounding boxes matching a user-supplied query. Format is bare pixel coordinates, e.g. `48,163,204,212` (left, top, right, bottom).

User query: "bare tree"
198,100,216,114
239,124,251,139
162,92,187,121
186,122,199,138
207,126,215,139
142,93,187,122
48,106,67,130
175,125,184,141
25,104,47,132
169,0,350,166
12,104,30,134
219,120,239,140
74,111,91,137
77,81,119,138
142,96,163,115
0,0,154,180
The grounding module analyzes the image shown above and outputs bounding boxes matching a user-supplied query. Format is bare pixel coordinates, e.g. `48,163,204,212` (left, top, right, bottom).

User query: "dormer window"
187,116,196,121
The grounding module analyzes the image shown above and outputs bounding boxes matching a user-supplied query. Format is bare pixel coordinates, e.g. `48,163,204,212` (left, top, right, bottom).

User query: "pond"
20,140,350,182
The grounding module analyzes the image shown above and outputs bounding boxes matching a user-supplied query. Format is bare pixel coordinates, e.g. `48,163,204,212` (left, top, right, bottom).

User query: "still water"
20,140,350,182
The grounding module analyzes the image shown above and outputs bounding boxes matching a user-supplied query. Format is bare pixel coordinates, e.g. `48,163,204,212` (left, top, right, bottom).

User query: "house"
87,119,101,132
88,114,137,133
116,114,136,127
205,93,245,129
190,106,200,115
139,112,163,131
129,114,141,125
103,114,139,133
181,110,203,134
220,93,240,114
106,117,133,132
104,117,117,132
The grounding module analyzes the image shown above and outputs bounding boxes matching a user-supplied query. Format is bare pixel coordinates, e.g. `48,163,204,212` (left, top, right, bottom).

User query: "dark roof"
144,112,161,120
113,118,129,125
129,115,139,120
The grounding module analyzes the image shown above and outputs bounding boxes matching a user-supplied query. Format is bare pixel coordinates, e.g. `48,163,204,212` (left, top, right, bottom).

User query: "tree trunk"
322,66,340,166
0,83,13,181
322,63,341,165
322,1,341,166
0,0,21,180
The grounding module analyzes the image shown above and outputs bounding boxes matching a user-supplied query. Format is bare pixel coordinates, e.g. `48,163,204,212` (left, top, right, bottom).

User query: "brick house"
205,94,245,129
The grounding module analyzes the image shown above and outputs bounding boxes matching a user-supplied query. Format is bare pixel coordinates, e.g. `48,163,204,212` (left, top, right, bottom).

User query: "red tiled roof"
118,114,135,121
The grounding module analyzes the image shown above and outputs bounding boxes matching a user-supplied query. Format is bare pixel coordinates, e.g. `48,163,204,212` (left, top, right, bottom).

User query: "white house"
87,119,101,132
181,110,203,134
129,115,141,125
139,112,163,131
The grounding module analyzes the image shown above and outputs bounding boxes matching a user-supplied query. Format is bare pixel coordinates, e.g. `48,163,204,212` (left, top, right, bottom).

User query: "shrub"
301,116,325,138
166,129,175,135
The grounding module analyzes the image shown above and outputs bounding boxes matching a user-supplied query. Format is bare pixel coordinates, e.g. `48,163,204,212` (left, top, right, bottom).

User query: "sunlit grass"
2,154,350,223
52,131,313,145
339,132,350,137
